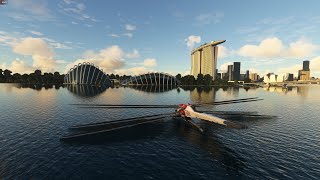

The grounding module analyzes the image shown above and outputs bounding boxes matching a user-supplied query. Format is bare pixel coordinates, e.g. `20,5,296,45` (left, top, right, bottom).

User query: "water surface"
0,84,319,179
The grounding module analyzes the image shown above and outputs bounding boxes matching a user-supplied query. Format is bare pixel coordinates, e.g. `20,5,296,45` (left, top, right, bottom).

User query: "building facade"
298,70,310,81
233,62,241,81
227,65,233,81
299,60,310,80
191,40,226,80
250,73,258,81
303,60,310,71
284,73,294,81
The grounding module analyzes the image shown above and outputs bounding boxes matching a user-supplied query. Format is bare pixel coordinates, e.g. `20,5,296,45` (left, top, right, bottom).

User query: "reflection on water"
14,83,64,90
173,119,245,175
263,85,312,97
66,84,110,97
187,86,217,103
227,87,239,97
128,85,177,93
297,86,309,97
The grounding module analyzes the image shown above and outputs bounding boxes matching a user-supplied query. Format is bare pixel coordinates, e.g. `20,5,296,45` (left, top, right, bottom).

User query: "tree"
180,75,196,85
109,73,116,79
35,69,41,76
196,74,204,85
203,74,213,86
175,74,182,81
4,69,12,81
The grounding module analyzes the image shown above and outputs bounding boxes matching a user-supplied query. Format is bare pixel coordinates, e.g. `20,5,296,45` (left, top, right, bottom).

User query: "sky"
1,0,320,77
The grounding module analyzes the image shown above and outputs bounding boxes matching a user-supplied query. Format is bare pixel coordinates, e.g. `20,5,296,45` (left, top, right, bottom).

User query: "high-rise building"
284,73,294,81
250,73,258,81
227,65,233,81
298,60,310,80
221,72,228,80
191,40,226,80
246,70,249,79
298,70,310,81
303,60,310,71
233,62,241,81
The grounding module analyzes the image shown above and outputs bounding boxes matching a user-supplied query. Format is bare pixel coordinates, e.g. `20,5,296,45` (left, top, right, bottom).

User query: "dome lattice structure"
64,62,111,86
121,72,179,86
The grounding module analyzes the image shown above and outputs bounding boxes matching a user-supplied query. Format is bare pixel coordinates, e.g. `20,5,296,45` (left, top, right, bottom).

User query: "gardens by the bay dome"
121,72,179,86
64,62,111,86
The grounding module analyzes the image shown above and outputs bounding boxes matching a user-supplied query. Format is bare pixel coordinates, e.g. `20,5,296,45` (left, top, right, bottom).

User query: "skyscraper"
246,70,249,79
303,60,310,71
191,40,226,80
233,62,241,81
228,65,233,81
299,60,310,80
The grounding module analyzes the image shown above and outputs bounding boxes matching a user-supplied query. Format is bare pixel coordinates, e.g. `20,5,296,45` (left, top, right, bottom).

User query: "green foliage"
178,73,214,86
0,69,65,84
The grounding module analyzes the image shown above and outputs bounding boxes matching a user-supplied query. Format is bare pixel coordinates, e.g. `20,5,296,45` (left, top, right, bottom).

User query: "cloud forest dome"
121,72,179,86
64,62,111,86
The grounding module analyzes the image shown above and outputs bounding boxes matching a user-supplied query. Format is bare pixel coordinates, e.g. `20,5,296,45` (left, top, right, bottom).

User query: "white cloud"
126,49,140,58
0,32,19,47
32,55,57,72
77,3,86,11
194,12,224,25
71,21,78,24
125,24,136,31
310,56,320,77
143,58,157,67
219,62,233,72
285,38,318,57
13,37,53,57
29,30,43,36
60,1,97,23
109,34,120,38
123,33,133,38
66,45,126,73
63,0,73,4
8,0,53,21
218,45,229,58
238,37,284,58
9,37,59,73
2,60,34,74
185,35,201,49
238,37,318,58
115,67,150,76
277,64,301,77
49,42,72,49
82,14,90,19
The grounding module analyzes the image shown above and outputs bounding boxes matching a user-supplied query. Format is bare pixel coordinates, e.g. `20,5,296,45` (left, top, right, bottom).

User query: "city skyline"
1,0,320,77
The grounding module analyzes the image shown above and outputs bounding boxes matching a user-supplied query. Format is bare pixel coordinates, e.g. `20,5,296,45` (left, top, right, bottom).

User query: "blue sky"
1,0,320,77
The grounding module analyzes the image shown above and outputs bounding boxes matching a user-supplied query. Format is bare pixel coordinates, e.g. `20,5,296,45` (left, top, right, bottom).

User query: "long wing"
70,97,262,109
60,117,166,141
61,113,174,141
184,106,247,129
69,112,174,131
196,97,263,106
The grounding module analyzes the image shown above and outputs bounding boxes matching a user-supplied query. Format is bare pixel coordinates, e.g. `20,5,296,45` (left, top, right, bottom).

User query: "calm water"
0,84,319,179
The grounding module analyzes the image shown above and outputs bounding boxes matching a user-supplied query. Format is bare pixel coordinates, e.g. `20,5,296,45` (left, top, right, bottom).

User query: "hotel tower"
190,40,226,80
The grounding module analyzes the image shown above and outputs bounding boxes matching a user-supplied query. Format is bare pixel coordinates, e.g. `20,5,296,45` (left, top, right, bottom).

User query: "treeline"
176,73,235,86
0,69,65,84
0,68,250,86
